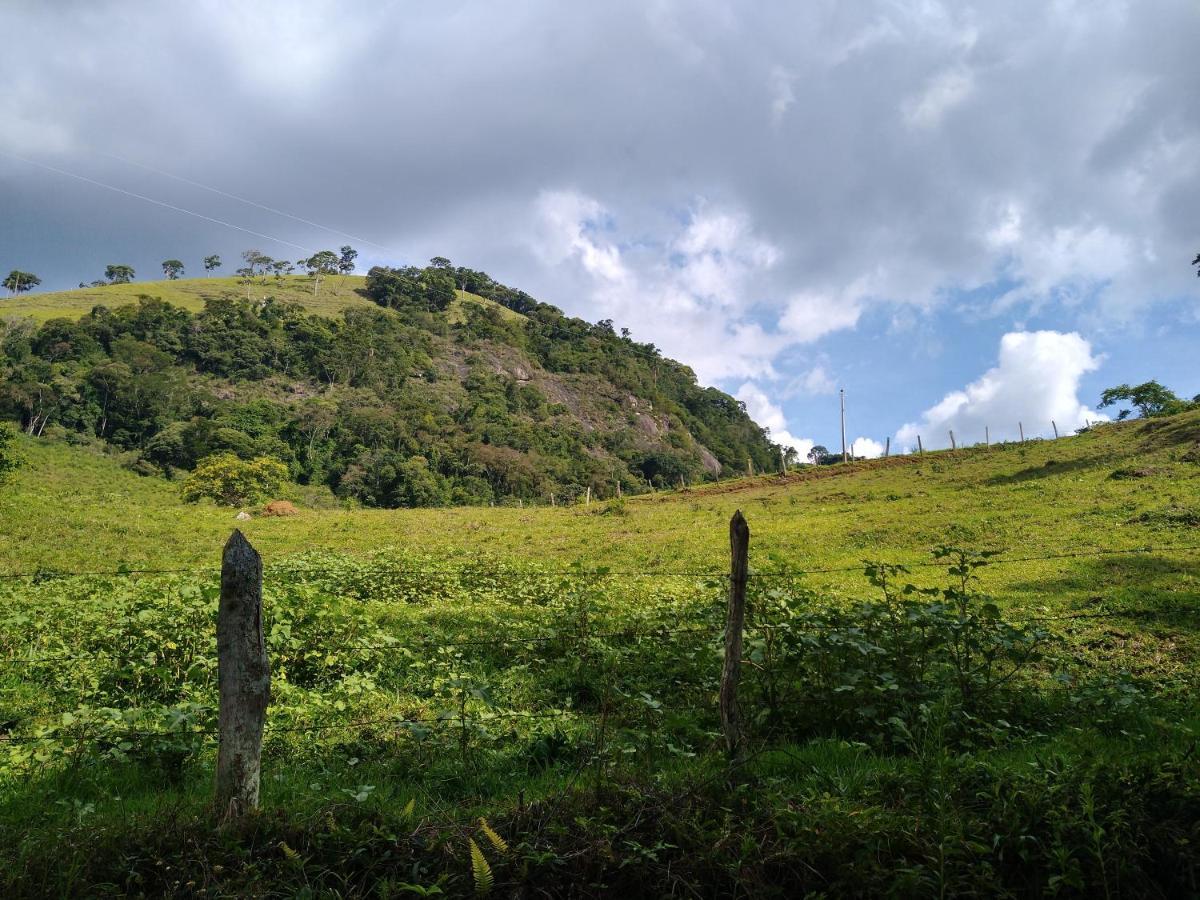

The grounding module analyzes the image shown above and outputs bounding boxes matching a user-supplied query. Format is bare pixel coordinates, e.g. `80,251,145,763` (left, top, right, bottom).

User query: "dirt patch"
262,500,300,516
1109,467,1165,480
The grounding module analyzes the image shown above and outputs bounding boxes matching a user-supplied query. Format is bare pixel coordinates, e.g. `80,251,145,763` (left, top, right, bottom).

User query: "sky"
2,0,1198,457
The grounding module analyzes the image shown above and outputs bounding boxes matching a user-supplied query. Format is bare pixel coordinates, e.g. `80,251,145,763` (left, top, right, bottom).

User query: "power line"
100,151,402,257
0,150,316,255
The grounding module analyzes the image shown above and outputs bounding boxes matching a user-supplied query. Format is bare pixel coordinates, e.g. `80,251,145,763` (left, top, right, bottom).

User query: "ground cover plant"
1,411,1199,895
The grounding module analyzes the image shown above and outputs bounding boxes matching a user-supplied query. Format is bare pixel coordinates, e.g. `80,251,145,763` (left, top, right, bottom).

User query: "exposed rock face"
234,511,252,520
696,445,722,476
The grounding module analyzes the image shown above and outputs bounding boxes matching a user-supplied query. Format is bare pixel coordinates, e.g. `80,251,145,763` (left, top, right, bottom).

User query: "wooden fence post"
216,530,270,820
949,430,956,451
884,436,890,458
1019,421,1025,442
917,435,923,454
720,511,750,762
985,426,990,448
1052,420,1059,439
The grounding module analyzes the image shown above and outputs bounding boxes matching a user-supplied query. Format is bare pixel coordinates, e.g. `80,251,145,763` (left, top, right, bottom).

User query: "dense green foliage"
181,452,287,506
0,423,20,485
0,267,780,506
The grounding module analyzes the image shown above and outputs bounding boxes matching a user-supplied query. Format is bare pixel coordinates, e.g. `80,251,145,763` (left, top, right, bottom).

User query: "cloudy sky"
2,0,1198,455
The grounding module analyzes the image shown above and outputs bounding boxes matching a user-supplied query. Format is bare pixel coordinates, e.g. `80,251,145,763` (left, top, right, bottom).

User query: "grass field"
0,275,520,324
2,412,1199,896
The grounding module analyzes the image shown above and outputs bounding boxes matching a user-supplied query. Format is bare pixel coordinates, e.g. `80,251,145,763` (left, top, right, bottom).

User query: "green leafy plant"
181,452,287,505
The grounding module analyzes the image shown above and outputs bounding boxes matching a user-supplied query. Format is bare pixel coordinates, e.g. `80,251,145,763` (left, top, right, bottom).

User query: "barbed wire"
2,542,1198,583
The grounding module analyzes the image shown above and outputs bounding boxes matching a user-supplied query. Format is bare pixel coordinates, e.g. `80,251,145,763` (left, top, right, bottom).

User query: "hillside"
2,411,1199,895
0,265,781,506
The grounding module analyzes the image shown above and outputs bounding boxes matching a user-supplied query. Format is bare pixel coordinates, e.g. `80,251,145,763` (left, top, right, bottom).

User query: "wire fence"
2,537,1198,786
2,541,1199,582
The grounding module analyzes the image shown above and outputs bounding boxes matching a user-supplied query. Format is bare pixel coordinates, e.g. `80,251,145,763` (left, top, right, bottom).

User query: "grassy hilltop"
0,273,523,324
1,411,1199,895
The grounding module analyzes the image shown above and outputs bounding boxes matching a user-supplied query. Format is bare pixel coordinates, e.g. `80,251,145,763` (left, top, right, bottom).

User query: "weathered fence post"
1052,420,1059,439
720,511,750,762
949,430,956,451
884,436,890,458
216,529,270,820
1019,421,1025,442
985,426,990,448
917,435,924,454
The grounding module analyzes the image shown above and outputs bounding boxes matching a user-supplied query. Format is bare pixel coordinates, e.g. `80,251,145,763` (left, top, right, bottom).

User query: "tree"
429,256,453,269
807,444,828,465
105,264,135,284
269,259,294,280
301,250,340,295
1099,380,1191,420
241,249,272,278
3,270,40,295
0,422,22,486
203,255,222,277
181,452,288,506
1193,250,1199,277
338,245,358,276
161,259,185,280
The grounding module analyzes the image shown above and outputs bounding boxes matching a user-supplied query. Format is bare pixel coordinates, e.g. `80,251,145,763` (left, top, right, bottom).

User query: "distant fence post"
949,430,956,451
1019,422,1025,442
884,436,890,458
216,529,270,821
720,511,749,762
985,426,990,448
1052,420,1059,439
917,435,923,454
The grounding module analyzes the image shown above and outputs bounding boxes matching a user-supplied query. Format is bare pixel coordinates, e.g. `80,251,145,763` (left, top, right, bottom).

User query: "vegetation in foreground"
1,409,1199,895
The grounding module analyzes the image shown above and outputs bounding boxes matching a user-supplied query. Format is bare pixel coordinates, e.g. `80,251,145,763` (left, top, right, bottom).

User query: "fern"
478,817,508,854
469,838,493,895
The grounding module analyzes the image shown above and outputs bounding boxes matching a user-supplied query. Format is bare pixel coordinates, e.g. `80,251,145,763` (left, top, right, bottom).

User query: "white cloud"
896,330,1107,451
768,66,796,127
532,190,790,382
903,67,975,129
735,382,814,458
850,436,886,459
779,283,867,343
800,365,836,395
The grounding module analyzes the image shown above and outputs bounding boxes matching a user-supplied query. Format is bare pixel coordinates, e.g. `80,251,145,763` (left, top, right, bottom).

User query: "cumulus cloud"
735,382,814,459
896,331,1107,451
532,190,789,382
850,437,887,459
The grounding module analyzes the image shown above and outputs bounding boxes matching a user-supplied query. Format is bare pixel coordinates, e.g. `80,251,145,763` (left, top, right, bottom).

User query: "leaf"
400,797,416,822
468,838,493,895
478,817,508,854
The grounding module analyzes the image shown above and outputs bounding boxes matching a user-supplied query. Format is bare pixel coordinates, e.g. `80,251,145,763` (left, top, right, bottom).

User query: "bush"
181,452,287,506
0,423,22,486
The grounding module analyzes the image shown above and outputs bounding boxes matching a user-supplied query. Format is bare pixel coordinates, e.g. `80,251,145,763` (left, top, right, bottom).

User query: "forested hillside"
0,263,780,506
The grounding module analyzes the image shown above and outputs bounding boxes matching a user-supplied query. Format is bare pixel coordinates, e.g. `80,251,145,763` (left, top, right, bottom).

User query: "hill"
1,411,1199,895
0,264,781,506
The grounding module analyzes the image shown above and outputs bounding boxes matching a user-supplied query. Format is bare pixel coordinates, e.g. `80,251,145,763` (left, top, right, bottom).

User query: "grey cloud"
2,0,1198,332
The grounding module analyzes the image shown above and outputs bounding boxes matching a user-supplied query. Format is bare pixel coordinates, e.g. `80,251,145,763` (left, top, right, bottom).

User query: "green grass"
0,276,520,324
2,412,1199,895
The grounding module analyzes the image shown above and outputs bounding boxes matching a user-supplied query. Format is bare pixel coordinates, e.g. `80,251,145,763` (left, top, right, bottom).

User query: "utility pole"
840,389,847,463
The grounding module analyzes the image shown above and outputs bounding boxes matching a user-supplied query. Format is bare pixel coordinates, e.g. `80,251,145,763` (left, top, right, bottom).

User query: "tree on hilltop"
105,264,135,284
3,270,40,295
161,259,185,280
338,246,358,277
1099,380,1194,420
302,250,340,295
203,254,222,277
